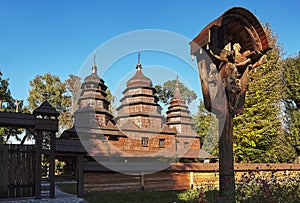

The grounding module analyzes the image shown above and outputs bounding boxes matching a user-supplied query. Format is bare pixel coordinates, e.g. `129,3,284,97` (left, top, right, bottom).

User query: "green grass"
56,184,217,203
57,183,77,195
83,190,202,203
58,173,300,203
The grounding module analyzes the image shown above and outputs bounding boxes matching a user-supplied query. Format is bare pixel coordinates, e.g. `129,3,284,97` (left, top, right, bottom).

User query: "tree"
0,71,26,143
233,23,296,163
154,79,197,105
106,89,116,114
283,52,300,157
65,74,81,114
0,71,14,111
192,100,219,155
28,73,72,133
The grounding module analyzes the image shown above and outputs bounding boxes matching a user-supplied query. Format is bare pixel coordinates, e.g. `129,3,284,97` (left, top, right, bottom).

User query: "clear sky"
0,0,299,110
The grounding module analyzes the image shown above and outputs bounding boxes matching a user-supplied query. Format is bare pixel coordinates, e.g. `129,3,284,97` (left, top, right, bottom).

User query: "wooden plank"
26,145,33,197
49,132,55,198
84,182,140,192
35,131,42,199
16,145,21,198
32,144,36,197
23,145,31,197
0,144,5,198
8,145,14,198
1,145,9,198
21,145,29,197
77,155,84,197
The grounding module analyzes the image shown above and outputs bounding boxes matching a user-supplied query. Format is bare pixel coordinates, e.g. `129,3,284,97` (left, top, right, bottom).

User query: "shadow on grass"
83,190,200,203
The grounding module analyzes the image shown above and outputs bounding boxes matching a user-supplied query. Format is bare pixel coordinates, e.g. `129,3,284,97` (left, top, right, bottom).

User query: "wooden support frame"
0,101,59,200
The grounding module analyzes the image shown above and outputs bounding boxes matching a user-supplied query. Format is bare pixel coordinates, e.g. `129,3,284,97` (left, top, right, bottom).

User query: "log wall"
84,163,300,192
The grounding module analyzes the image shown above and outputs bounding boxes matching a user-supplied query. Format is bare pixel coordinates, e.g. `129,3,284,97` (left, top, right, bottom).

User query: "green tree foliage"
192,100,218,155
28,73,72,133
233,24,296,163
0,71,14,111
154,79,197,105
106,89,116,114
0,71,26,143
283,53,300,157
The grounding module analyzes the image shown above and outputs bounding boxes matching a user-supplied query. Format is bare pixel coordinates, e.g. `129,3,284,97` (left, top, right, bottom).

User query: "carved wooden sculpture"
190,7,270,202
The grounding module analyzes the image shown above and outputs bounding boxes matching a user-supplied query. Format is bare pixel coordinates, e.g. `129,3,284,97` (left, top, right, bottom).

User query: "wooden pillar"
218,109,235,202
140,171,144,191
35,130,42,199
49,131,56,198
77,155,84,197
190,172,194,189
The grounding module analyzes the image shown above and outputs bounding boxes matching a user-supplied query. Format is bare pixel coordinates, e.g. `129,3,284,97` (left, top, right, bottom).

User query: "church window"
159,139,165,148
141,137,149,147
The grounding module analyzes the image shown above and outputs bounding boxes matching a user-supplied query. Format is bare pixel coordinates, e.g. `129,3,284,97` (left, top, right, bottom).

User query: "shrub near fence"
83,162,300,193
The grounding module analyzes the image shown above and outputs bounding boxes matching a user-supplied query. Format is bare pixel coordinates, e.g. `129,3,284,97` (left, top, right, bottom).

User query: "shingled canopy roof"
33,100,59,117
190,7,270,55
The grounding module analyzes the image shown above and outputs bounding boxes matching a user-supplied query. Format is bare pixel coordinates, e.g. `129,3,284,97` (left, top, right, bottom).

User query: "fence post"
190,172,194,189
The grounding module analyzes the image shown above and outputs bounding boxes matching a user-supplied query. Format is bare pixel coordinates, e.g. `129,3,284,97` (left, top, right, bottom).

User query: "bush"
235,171,300,203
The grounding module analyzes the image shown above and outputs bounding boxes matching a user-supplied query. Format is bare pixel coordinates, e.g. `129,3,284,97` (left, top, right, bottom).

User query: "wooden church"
57,54,210,167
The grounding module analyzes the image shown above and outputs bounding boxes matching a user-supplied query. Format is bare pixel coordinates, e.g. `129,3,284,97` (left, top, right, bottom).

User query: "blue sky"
0,0,299,110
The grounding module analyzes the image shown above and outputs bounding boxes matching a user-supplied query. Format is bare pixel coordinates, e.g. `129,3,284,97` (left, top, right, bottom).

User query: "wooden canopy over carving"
191,7,269,55
190,7,271,115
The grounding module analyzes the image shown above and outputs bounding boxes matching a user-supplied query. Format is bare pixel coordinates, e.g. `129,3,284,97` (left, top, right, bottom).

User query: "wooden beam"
218,109,235,202
49,131,56,198
77,155,84,197
0,112,34,128
35,130,42,199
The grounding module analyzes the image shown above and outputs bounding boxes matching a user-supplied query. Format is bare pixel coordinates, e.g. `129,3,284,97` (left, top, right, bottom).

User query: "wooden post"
49,131,56,198
140,171,144,191
77,155,84,197
218,109,235,202
35,130,42,199
190,172,194,189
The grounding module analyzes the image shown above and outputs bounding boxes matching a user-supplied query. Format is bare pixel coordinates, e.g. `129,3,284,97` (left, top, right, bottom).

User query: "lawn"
56,184,205,203
83,189,204,203
57,172,300,203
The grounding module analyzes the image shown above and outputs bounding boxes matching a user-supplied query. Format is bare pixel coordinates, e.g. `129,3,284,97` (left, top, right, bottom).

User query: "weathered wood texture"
83,163,300,192
84,171,190,192
0,144,35,199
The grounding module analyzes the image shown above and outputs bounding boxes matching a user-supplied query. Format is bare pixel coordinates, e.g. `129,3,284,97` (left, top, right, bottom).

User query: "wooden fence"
84,162,300,192
0,144,35,199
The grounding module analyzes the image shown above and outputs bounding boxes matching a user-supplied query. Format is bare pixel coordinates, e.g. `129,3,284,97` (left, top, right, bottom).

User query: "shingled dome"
126,55,152,88
84,70,105,85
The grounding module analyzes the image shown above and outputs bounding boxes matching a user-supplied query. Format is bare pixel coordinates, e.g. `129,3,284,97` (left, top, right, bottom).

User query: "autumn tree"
28,73,72,133
155,79,197,105
65,74,81,113
233,24,296,163
283,52,300,158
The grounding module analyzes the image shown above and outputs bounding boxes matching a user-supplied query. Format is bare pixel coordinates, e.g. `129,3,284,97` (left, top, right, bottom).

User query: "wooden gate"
0,144,36,199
